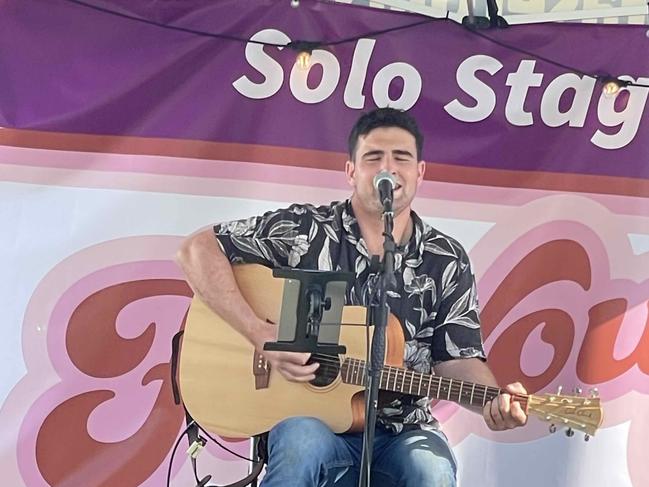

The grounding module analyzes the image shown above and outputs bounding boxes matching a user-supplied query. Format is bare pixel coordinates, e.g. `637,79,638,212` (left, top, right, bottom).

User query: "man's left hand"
483,382,528,431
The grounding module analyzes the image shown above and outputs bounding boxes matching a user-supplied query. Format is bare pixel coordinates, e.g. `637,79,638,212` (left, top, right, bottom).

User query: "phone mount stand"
263,267,354,355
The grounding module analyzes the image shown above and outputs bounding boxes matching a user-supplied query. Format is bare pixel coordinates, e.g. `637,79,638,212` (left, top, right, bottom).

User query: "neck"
339,357,512,409
351,196,413,256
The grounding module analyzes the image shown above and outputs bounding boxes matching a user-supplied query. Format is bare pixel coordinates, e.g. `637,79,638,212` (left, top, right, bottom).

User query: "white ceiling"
333,0,649,25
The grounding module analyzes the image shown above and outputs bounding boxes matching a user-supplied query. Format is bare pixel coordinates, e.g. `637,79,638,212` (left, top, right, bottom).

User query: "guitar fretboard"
341,357,521,409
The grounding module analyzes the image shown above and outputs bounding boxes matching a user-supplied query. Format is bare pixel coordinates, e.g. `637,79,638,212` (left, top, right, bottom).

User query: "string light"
295,51,311,69
287,40,320,70
600,76,631,98
59,0,649,91
602,80,622,97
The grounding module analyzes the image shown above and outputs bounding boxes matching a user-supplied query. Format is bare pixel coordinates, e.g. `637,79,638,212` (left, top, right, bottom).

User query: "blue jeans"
260,417,457,487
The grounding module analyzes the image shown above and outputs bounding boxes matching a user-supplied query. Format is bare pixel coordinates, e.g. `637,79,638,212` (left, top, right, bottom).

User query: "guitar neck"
341,357,528,410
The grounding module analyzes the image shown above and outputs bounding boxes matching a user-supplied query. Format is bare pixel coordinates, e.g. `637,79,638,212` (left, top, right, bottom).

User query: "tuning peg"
549,424,557,434
565,428,574,437
590,388,599,397
574,387,582,395
584,434,590,442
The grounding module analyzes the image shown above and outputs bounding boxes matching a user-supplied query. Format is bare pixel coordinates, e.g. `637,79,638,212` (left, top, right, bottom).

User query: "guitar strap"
171,329,266,487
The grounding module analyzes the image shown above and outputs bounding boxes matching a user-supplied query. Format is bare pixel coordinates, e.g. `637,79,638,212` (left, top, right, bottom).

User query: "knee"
268,417,337,457
408,455,456,487
263,417,350,485
379,431,457,487
270,417,332,441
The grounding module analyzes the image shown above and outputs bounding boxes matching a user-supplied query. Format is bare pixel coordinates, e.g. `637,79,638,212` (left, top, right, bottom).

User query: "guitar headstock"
527,387,603,440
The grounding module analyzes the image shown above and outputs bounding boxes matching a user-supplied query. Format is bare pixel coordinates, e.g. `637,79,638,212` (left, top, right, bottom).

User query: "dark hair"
347,107,423,161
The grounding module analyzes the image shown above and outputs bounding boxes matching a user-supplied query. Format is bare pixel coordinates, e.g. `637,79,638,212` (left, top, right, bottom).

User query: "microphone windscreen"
373,170,395,190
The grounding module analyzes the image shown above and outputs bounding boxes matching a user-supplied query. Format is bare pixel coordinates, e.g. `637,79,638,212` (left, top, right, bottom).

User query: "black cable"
56,0,649,89
166,420,261,487
166,421,198,487
60,0,285,46
196,423,261,463
59,0,445,49
326,17,442,46
452,17,649,88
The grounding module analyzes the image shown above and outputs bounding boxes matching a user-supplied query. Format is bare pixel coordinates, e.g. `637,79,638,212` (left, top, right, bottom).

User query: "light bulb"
296,51,311,70
290,0,300,8
602,80,622,98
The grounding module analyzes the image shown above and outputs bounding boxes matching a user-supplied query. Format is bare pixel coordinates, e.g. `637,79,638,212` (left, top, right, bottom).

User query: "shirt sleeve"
214,205,312,268
431,244,486,364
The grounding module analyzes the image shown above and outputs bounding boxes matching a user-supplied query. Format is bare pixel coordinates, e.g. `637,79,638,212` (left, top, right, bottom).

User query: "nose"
380,156,397,175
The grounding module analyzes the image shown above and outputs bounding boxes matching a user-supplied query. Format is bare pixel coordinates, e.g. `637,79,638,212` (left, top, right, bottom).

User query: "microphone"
373,170,396,209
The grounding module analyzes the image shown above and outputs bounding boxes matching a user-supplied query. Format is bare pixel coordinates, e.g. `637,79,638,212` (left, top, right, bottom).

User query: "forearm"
176,229,265,348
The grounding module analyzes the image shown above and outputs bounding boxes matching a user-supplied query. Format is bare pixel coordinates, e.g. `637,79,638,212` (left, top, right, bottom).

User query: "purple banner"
0,0,647,180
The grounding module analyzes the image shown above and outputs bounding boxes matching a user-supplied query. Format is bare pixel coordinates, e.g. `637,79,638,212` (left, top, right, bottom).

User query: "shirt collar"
341,199,424,259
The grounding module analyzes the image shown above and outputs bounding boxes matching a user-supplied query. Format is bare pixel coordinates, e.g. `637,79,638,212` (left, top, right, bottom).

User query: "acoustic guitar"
178,264,603,439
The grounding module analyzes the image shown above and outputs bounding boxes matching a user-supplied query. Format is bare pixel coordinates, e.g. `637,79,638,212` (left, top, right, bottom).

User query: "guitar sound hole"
308,354,340,387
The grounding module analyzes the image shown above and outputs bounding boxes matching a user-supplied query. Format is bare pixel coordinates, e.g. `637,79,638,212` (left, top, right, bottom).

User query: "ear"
416,160,426,186
345,160,356,186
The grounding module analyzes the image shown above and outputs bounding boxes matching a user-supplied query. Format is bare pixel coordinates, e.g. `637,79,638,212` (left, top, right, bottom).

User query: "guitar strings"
299,353,529,407
273,324,528,404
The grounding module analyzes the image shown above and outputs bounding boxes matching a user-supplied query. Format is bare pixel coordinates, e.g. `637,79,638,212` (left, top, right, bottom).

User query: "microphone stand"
358,196,397,487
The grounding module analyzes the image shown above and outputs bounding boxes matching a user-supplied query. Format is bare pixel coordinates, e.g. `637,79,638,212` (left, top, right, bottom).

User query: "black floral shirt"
214,200,486,432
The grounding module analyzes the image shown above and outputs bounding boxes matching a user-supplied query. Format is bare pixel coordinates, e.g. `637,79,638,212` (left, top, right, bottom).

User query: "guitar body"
179,264,405,439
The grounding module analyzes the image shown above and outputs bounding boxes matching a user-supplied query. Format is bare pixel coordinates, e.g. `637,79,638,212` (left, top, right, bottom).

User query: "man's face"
346,126,425,216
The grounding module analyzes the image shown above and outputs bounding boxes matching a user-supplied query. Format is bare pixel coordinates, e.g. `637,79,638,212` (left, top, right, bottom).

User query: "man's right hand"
252,321,320,383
